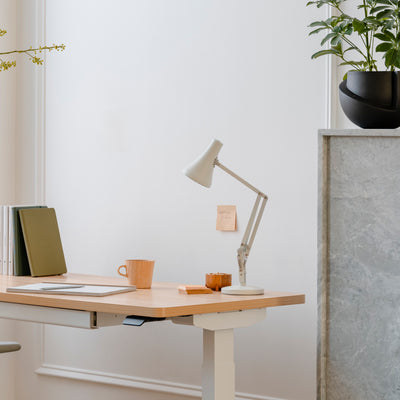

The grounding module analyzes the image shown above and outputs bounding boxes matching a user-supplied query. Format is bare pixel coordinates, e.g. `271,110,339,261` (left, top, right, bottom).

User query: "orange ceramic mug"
118,259,155,288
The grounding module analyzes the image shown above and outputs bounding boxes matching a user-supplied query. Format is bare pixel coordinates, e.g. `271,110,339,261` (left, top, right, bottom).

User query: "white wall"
0,0,16,203
15,0,46,205
0,2,21,399
15,1,327,400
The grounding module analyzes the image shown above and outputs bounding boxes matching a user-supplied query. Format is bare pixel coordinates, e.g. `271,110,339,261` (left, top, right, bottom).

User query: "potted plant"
0,28,65,71
307,0,400,128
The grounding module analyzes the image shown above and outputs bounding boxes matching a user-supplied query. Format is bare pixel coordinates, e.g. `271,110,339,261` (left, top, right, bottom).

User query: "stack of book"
0,206,67,277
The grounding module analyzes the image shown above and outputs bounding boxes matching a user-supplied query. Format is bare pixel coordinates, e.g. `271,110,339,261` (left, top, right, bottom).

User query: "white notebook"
7,282,136,296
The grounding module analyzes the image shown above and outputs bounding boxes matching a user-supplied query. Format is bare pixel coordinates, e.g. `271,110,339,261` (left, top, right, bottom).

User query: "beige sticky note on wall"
216,205,237,231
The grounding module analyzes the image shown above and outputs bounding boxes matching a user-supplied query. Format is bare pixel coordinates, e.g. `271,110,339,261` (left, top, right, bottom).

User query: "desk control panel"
123,316,166,327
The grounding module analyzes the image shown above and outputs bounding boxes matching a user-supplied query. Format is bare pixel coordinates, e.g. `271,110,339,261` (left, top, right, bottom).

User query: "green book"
12,206,47,276
19,208,67,277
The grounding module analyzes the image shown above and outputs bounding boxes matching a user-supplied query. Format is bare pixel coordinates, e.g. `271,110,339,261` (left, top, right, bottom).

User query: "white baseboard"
36,364,287,400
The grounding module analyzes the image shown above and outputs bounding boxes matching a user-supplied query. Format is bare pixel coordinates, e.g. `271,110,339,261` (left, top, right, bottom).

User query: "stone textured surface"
319,131,400,400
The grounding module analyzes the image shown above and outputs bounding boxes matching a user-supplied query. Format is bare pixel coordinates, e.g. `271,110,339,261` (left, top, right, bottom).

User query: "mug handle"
118,265,128,277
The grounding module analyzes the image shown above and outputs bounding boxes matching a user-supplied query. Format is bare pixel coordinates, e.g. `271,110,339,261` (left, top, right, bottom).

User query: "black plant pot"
339,71,400,129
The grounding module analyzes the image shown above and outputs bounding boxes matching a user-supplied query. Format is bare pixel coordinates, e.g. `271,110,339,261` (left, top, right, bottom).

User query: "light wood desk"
0,273,305,400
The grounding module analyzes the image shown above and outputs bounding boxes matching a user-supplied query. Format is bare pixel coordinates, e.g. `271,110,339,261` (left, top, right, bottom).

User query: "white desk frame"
0,301,266,400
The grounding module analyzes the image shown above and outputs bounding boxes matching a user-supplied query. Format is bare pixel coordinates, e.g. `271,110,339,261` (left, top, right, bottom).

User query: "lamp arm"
242,194,262,246
214,160,268,287
248,196,267,250
236,195,268,286
214,160,267,199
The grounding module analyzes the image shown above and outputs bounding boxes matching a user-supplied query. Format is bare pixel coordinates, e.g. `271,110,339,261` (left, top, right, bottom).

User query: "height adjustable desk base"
172,308,267,400
0,302,266,399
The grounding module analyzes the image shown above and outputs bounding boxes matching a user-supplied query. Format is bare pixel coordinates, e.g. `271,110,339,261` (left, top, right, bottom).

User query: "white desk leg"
172,309,266,400
202,328,235,400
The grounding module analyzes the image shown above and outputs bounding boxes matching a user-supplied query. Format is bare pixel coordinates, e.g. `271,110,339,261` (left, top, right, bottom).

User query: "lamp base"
221,285,264,295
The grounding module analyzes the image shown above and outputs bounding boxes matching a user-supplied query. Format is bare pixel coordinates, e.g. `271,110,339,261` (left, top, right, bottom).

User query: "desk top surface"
0,274,305,317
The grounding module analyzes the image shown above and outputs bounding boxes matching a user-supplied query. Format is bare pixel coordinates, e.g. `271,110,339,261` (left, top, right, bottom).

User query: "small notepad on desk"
178,285,213,294
7,283,136,296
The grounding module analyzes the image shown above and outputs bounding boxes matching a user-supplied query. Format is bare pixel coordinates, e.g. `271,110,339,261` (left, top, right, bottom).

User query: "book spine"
12,205,46,276
0,206,3,274
8,206,13,275
3,206,8,275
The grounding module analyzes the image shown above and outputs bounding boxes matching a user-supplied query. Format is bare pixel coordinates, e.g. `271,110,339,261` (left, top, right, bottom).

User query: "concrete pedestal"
318,129,400,400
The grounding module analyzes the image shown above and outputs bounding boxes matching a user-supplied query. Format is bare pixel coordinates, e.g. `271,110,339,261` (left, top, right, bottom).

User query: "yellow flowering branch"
0,29,65,71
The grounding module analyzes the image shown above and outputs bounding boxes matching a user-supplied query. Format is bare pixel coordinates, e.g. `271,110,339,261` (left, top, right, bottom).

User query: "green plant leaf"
329,18,339,27
343,46,358,53
390,49,400,68
309,21,329,28
333,41,343,51
307,0,395,72
382,20,395,30
374,0,392,5
376,42,392,52
384,48,395,67
377,9,395,19
321,32,338,45
363,18,382,27
370,6,390,14
339,61,367,66
384,29,396,40
375,31,394,41
353,18,365,34
344,26,354,35
309,27,327,35
311,48,341,59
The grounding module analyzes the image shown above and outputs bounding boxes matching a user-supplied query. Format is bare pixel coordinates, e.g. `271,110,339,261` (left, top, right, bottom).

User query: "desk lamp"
183,139,268,295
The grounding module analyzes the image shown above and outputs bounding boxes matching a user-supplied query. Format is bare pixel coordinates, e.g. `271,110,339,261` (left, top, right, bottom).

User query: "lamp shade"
183,139,223,188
